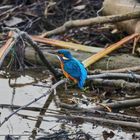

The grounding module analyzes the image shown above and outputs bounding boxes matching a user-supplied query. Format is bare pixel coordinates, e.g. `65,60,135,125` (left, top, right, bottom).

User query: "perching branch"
41,11,140,37
22,32,62,80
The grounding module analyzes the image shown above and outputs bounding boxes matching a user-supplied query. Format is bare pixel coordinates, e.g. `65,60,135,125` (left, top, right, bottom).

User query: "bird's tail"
78,78,86,89
78,67,87,89
78,82,84,89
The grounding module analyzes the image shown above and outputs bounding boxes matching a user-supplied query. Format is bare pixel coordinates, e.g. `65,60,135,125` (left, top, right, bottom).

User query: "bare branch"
41,11,140,37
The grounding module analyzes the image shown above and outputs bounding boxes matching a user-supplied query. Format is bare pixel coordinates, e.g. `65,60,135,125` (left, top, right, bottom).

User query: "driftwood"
32,36,103,53
92,79,140,91
55,95,140,111
25,47,91,67
89,65,140,74
41,11,140,37
48,114,140,129
4,103,139,123
0,79,66,127
30,91,54,139
103,0,140,34
93,54,140,70
87,73,140,81
25,47,140,70
0,104,42,111
32,33,140,68
1,30,140,70
30,79,67,139
54,95,140,122
83,33,140,67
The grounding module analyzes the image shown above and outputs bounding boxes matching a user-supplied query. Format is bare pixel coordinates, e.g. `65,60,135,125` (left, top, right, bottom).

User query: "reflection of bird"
57,49,87,89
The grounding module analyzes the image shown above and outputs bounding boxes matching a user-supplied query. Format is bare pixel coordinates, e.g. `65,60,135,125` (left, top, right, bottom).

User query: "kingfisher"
56,49,87,89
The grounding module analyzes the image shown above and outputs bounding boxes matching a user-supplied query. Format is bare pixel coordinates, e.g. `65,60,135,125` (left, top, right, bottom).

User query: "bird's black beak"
48,50,64,58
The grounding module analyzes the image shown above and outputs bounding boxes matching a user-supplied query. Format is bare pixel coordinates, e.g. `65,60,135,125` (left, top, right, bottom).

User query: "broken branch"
83,33,140,67
41,11,140,37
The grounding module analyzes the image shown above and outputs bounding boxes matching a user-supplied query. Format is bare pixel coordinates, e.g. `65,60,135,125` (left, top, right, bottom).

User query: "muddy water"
0,70,138,140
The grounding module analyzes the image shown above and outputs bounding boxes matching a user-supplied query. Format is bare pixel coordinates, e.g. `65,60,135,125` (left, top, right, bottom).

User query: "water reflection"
0,70,138,140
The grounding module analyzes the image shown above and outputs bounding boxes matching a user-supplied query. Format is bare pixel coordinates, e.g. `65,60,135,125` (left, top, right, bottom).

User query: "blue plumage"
57,49,87,89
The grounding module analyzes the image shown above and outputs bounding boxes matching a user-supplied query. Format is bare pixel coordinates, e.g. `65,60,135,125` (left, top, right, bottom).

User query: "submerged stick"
54,96,140,122
89,65,140,74
0,104,42,111
55,95,140,111
0,79,66,127
23,33,61,79
48,114,140,129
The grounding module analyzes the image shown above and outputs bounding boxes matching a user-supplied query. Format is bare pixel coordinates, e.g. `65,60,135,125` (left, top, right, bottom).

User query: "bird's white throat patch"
62,56,69,60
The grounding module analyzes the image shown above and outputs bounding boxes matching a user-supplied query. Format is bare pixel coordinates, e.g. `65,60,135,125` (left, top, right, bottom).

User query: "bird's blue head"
57,49,73,59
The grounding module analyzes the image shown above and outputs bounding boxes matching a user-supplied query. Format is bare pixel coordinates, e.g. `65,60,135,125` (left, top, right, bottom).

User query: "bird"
56,49,87,89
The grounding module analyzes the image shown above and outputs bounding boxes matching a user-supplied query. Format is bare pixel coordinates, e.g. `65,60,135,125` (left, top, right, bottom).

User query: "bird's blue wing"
64,58,87,89
64,59,81,79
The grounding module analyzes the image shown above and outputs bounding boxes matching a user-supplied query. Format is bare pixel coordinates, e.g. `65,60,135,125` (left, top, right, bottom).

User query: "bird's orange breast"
60,60,77,83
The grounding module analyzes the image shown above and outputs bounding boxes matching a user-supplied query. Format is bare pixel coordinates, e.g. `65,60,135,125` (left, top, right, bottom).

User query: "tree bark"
103,0,140,34
25,47,140,70
41,10,140,37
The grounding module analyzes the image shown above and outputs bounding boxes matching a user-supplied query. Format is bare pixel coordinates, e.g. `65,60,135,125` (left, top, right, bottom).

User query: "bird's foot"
81,87,89,93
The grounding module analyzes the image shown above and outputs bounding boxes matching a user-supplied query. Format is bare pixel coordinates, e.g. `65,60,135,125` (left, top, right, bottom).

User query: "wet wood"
83,33,140,67
103,0,140,34
30,79,67,139
25,47,140,70
32,35,103,53
89,65,140,74
87,72,140,81
55,95,140,111
48,114,140,129
0,104,42,111
23,33,61,79
92,79,140,91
